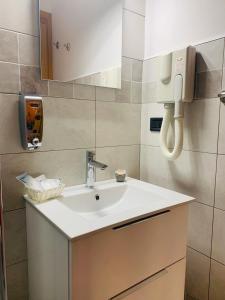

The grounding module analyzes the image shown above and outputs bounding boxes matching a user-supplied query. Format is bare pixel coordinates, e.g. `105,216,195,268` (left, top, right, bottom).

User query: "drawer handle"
112,210,170,230
109,268,168,300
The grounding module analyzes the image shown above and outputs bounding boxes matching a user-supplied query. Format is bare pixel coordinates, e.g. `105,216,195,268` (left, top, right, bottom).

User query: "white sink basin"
60,182,154,220
61,184,127,214
25,178,194,239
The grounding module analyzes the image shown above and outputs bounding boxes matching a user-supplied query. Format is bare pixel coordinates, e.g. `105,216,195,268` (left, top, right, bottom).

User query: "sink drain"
95,194,100,201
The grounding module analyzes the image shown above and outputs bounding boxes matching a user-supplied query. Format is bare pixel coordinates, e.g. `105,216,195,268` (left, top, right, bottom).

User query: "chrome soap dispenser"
19,95,43,150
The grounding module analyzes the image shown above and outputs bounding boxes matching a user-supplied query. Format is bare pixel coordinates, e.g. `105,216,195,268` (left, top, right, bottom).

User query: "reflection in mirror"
39,0,122,89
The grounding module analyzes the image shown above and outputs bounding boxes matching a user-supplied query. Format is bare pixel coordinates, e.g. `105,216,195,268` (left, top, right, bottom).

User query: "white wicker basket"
25,183,65,203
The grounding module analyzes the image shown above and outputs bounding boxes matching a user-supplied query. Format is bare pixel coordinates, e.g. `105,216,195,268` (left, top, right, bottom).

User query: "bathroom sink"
60,181,155,220
61,184,127,214
24,178,194,239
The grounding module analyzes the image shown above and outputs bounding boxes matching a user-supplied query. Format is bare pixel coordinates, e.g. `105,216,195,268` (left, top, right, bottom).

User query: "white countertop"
24,178,194,240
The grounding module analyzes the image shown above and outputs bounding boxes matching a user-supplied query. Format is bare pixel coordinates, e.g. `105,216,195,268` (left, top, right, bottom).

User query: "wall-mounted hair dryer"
157,46,196,160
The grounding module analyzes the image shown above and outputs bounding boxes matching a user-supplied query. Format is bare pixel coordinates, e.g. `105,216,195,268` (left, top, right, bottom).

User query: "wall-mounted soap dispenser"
19,95,43,151
157,46,196,160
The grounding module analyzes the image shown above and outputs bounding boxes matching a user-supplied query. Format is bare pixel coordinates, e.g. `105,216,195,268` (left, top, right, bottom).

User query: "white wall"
145,0,225,58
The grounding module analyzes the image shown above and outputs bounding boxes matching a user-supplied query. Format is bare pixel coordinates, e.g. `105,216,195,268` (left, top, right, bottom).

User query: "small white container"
115,169,126,182
25,183,65,203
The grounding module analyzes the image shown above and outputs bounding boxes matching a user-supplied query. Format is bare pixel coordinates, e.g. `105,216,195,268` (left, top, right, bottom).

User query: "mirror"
39,0,122,89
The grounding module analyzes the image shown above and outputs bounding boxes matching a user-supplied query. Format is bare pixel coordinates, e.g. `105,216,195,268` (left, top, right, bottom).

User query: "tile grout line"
0,26,39,38
195,68,223,75
0,59,39,68
144,35,225,62
6,258,27,269
94,87,97,155
138,61,143,178
123,8,145,18
17,33,21,92
94,86,97,179
0,144,141,157
3,207,25,214
208,38,225,298
208,146,218,299
141,144,219,155
130,58,134,104
188,246,210,259
188,245,225,269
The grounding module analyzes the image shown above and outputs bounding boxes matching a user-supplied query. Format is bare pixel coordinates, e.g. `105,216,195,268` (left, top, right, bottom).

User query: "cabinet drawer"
71,205,188,300
111,259,186,300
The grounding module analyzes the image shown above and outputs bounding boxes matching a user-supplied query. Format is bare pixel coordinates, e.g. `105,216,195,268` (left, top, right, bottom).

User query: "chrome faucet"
86,151,108,188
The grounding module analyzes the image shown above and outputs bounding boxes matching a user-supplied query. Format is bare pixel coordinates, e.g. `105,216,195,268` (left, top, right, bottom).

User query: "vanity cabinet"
26,203,188,300
111,259,186,300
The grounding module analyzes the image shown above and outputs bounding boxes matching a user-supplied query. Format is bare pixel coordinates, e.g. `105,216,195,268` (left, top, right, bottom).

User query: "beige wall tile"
0,0,38,36
209,260,225,300
96,87,116,102
187,201,213,256
186,248,210,300
196,38,224,73
96,102,141,147
4,209,27,266
140,145,217,206
74,84,95,101
122,57,132,81
42,98,95,151
131,81,142,103
142,57,159,83
141,102,164,146
215,155,225,210
0,29,18,63
222,68,225,90
115,80,131,103
141,99,220,153
1,149,87,211
140,145,172,189
212,208,225,264
20,66,48,96
48,81,73,99
163,150,216,206
142,81,157,103
0,94,22,154
218,103,225,154
96,145,140,181
142,58,159,103
0,62,19,93
195,70,222,99
132,60,143,82
184,99,220,153
18,34,39,67
6,261,28,300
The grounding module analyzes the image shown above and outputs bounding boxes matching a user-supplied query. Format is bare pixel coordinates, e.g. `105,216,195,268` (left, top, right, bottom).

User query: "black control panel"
150,118,163,132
